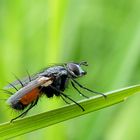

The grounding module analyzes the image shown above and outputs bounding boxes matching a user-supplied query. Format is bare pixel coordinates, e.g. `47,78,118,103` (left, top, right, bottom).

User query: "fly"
4,61,106,122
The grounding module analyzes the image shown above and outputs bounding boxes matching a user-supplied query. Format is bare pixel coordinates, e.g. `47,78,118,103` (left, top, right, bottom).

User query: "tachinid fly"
4,61,106,122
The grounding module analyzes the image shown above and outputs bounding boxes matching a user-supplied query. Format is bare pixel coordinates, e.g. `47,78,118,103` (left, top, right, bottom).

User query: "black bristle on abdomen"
11,102,27,110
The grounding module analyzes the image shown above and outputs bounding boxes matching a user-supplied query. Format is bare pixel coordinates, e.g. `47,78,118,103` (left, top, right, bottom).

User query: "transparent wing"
7,76,53,104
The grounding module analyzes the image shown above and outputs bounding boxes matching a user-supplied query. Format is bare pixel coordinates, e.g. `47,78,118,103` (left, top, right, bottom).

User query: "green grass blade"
0,85,140,139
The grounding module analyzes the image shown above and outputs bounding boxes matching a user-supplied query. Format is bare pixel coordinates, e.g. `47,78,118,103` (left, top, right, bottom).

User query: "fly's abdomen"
19,88,40,105
7,88,40,110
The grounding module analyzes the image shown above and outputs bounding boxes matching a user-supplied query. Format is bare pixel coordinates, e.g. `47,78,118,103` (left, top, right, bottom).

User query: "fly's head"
66,61,88,78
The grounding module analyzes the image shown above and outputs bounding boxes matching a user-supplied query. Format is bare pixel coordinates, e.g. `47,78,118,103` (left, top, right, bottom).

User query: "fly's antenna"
79,61,88,66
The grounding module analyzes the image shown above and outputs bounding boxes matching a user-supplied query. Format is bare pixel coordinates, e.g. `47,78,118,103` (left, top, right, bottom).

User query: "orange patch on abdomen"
20,88,40,105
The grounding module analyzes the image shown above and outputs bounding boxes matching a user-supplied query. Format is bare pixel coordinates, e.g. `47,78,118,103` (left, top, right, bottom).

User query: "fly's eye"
67,63,87,77
67,63,80,76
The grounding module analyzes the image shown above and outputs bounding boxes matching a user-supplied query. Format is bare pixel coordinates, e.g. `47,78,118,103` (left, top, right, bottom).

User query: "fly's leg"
50,85,85,111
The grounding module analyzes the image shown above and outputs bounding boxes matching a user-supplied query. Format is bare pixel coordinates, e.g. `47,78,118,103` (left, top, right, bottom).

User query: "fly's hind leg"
10,98,39,123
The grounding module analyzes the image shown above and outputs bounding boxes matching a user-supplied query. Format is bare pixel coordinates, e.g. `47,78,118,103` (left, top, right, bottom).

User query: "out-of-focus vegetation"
0,0,140,140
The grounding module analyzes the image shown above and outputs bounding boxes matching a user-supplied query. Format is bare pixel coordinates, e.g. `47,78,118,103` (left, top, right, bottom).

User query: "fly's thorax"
39,66,67,77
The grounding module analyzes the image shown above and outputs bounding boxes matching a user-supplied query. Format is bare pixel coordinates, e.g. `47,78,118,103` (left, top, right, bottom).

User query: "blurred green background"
0,0,140,140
